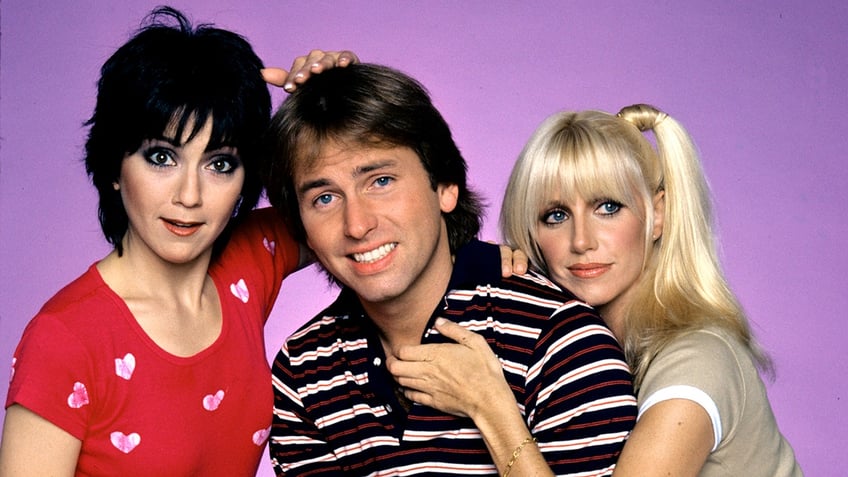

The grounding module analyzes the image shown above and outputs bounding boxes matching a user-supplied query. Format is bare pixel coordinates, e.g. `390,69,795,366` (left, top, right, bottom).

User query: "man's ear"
438,183,459,214
651,190,665,241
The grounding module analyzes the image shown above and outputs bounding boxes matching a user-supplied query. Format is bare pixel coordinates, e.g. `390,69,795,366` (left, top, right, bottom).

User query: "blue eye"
316,194,334,206
542,209,568,225
374,176,392,187
597,201,622,215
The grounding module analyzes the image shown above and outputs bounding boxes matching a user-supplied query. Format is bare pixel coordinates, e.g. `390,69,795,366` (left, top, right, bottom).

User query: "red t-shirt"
6,208,299,476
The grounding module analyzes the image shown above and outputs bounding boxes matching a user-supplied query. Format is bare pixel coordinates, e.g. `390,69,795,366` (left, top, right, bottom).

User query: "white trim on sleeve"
638,385,721,452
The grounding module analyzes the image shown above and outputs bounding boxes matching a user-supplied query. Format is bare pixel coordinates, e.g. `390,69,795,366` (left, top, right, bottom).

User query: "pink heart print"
110,431,141,453
9,357,16,382
67,382,90,409
203,389,225,411
230,279,249,303
263,237,276,256
253,426,271,446
115,353,135,380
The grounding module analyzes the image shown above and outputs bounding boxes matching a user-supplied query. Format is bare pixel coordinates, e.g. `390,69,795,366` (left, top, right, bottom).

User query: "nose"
343,195,377,240
174,169,202,208
570,214,597,254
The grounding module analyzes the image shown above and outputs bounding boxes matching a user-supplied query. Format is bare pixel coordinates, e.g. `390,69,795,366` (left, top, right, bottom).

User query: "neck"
597,275,647,344
597,302,626,343
97,246,222,358
368,299,440,353
363,251,454,354
98,242,213,307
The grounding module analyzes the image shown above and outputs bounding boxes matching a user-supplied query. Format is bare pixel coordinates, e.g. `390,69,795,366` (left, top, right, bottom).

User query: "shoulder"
282,290,360,356
7,267,122,434
452,240,590,311
471,267,605,337
644,328,748,386
34,264,122,332
639,327,755,434
655,327,750,372
220,207,300,271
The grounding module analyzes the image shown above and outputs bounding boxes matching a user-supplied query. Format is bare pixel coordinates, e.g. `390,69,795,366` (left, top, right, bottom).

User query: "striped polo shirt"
270,240,637,476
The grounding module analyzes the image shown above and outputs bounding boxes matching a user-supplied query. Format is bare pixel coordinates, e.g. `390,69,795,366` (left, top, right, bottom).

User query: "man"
263,64,636,476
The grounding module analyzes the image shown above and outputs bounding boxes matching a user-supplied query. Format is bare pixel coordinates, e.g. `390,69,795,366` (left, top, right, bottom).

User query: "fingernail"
435,318,446,326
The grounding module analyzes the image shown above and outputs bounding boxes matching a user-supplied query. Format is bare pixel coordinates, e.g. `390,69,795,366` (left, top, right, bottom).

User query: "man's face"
294,141,458,310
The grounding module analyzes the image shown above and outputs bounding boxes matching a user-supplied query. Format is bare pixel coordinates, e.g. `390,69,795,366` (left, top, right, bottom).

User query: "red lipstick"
162,219,201,237
567,263,610,279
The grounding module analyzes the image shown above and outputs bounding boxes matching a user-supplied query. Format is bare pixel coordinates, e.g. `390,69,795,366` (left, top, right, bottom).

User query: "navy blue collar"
328,238,501,317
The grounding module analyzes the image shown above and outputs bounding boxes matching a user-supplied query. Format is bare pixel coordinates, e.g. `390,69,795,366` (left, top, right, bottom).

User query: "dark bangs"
85,7,269,254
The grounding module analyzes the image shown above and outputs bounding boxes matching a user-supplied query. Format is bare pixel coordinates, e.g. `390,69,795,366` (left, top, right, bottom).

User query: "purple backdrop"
1,1,844,474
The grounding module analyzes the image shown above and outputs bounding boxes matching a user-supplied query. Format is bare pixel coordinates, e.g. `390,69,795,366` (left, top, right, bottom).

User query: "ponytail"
616,104,772,387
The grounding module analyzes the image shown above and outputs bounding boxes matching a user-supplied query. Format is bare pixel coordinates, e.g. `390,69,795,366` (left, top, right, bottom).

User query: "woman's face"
535,190,662,322
116,117,244,266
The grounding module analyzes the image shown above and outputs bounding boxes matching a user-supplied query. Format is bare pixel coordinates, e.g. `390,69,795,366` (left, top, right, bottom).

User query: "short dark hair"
84,6,270,255
262,63,483,252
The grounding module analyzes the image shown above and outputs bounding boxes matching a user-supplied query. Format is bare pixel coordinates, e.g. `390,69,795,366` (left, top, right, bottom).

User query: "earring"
112,182,120,191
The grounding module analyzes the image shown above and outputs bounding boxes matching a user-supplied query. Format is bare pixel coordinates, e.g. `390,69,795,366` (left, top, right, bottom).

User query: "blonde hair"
501,104,771,388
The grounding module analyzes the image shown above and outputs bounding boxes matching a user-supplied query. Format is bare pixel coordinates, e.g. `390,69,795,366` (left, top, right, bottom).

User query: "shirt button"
373,357,382,366
386,404,393,412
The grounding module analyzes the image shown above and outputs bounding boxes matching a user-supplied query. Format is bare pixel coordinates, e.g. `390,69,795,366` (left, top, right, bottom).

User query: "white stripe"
537,430,631,452
300,370,369,397
287,315,339,341
499,357,529,377
315,403,389,428
289,337,368,366
430,317,542,341
535,394,638,432
271,377,302,406
519,271,560,289
639,384,722,451
363,462,496,476
447,285,566,310
273,451,339,473
272,407,301,422
402,428,481,441
537,358,631,405
529,325,619,384
269,434,324,447
333,435,399,459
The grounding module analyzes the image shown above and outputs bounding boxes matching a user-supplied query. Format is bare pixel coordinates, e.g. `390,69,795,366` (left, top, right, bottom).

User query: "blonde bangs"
530,115,650,221
502,110,658,274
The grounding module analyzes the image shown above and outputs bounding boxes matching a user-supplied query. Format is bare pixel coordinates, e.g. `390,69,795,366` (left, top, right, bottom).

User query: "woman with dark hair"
0,7,354,475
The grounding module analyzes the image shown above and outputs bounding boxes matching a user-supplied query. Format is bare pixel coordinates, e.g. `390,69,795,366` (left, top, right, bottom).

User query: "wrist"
503,436,537,477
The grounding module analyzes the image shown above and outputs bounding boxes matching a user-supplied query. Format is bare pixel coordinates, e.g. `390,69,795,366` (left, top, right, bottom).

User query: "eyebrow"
296,159,397,197
145,135,237,155
147,135,182,147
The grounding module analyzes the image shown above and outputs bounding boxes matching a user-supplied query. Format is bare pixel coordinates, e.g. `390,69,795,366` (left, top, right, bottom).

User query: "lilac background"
1,1,844,474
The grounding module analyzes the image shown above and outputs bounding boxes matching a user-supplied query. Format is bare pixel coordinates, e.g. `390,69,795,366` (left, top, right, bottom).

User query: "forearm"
472,401,552,477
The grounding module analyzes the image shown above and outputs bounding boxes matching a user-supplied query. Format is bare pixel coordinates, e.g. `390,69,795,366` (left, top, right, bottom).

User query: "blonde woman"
390,104,802,476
